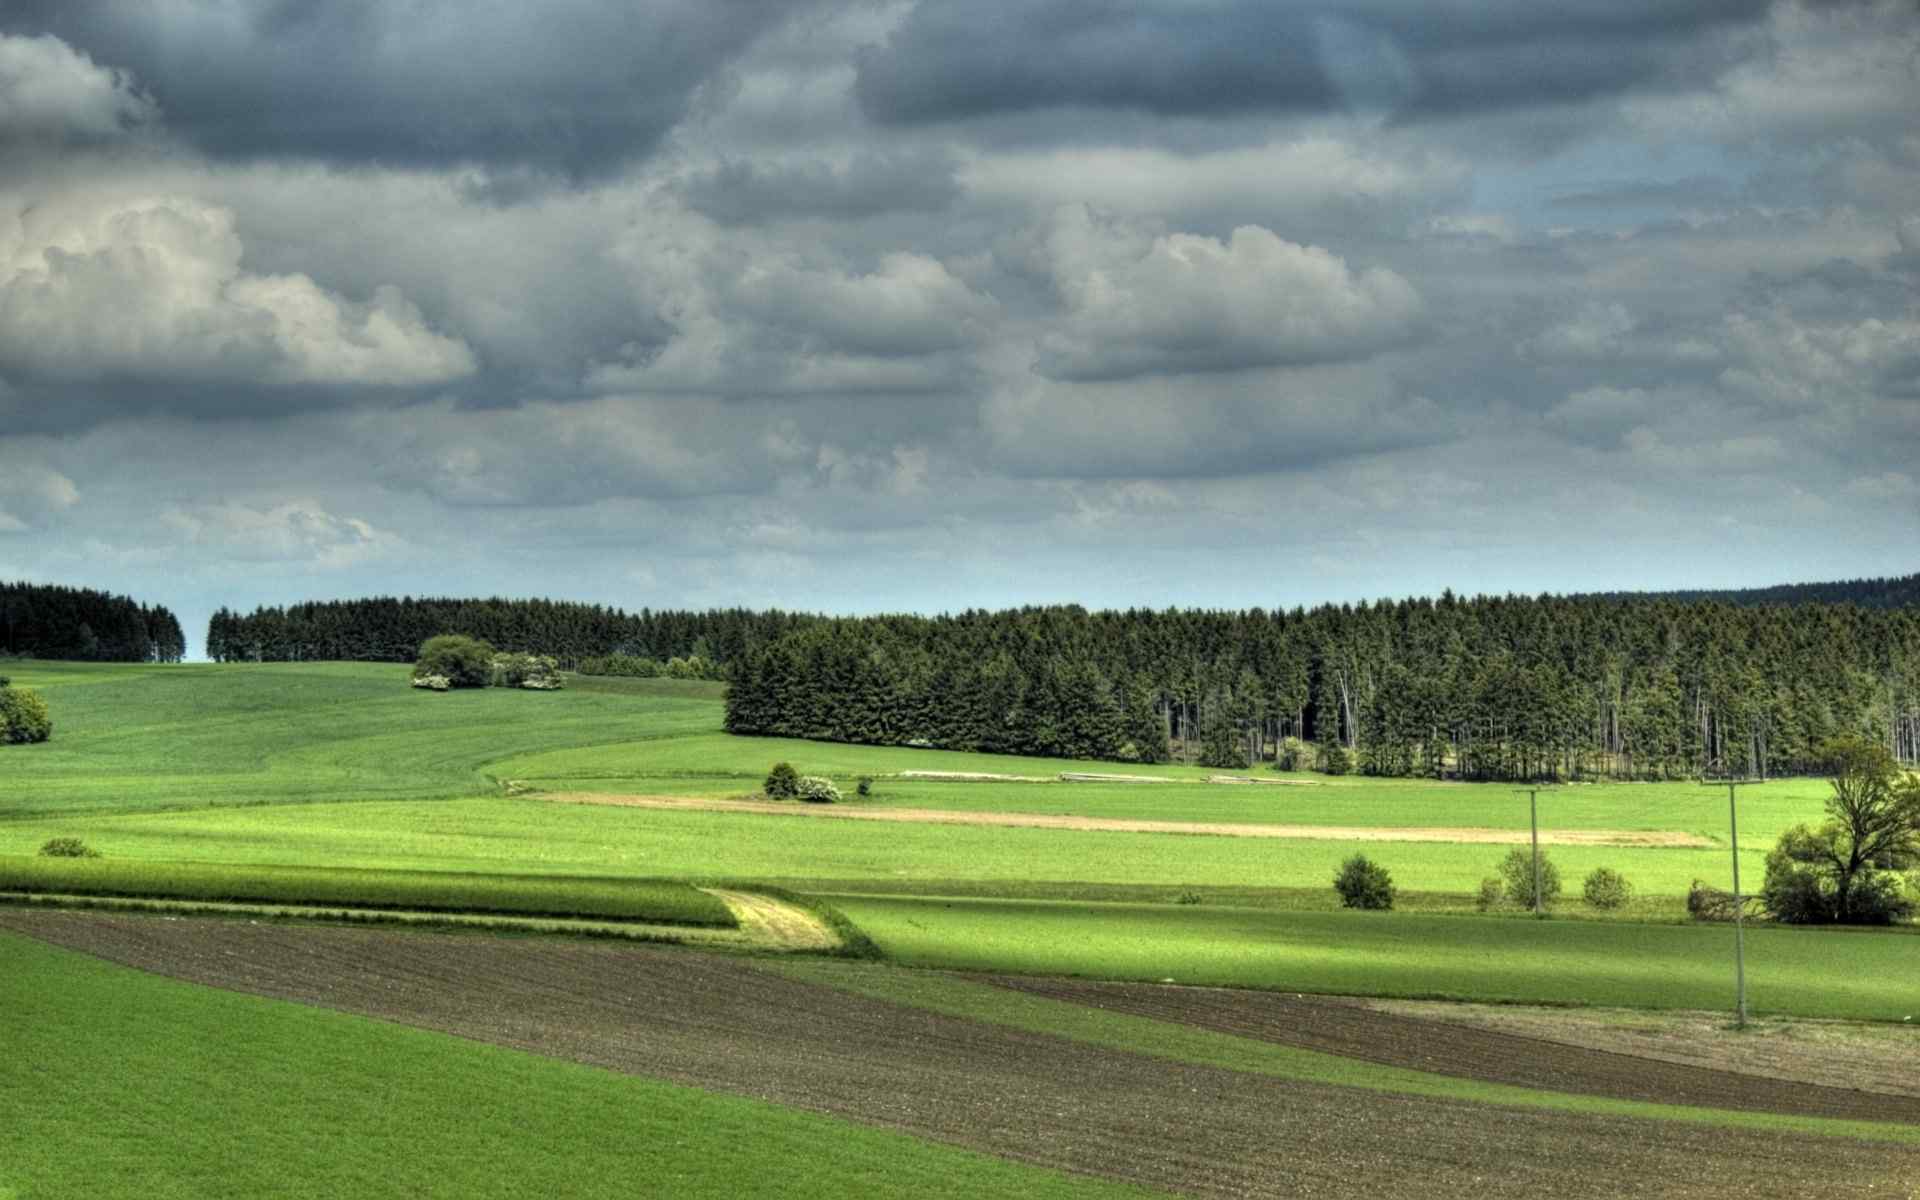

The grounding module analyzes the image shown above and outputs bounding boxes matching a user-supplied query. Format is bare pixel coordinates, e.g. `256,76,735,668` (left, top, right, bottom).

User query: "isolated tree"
0,682,52,743
1333,855,1396,910
412,634,496,688
1762,737,1919,924
1498,846,1561,909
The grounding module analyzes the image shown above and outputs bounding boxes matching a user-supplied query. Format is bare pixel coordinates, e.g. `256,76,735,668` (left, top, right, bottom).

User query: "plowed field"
3,910,1912,1199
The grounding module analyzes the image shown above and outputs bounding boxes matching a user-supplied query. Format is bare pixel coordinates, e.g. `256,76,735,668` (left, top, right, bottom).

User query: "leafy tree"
0,683,51,744
1581,867,1632,910
412,634,496,688
1497,847,1561,908
1333,855,1395,910
1761,737,1918,924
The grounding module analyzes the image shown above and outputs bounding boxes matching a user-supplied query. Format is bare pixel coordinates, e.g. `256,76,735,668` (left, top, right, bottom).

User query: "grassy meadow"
3,658,1913,1018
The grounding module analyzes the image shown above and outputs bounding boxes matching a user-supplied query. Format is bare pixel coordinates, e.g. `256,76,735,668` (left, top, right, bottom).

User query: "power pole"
1516,788,1549,915
1706,778,1762,1029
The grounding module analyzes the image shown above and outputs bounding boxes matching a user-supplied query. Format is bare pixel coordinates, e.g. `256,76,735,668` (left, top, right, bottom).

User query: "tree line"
1,582,185,663
725,595,1920,780
207,596,808,668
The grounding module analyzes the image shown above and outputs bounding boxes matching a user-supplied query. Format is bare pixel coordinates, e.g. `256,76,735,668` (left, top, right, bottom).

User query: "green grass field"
4,659,1911,1012
0,856,734,926
821,894,1919,1021
0,931,1150,1200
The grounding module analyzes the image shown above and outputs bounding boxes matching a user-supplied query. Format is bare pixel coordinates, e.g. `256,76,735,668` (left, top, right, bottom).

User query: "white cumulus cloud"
0,33,155,146
0,191,475,387
1036,208,1424,380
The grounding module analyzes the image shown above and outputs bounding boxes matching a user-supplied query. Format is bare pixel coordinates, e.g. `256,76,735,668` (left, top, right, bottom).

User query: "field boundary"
545,793,1711,847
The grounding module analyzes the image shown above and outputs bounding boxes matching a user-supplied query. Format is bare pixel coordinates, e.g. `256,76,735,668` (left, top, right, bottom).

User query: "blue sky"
0,2,1914,656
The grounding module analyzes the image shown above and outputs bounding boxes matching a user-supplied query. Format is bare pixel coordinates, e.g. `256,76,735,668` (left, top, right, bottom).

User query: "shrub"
797,775,841,804
1582,867,1632,910
491,653,564,690
0,684,52,744
1274,737,1308,771
856,776,873,797
1333,855,1396,910
38,837,98,859
1320,743,1350,776
1497,847,1561,908
412,634,496,689
764,762,799,800
1174,889,1203,905
1475,877,1504,912
1685,879,1758,922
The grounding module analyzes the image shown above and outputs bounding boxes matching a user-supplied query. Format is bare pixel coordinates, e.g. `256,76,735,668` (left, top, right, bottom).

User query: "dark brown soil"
990,976,1920,1127
4,909,1914,1199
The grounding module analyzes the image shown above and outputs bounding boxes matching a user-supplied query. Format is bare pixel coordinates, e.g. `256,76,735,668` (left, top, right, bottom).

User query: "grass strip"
0,931,1157,1200
769,958,1920,1146
823,894,1920,1021
0,856,735,927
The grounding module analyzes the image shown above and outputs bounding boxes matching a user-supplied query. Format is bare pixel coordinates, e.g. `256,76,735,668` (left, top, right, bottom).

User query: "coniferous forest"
1,582,185,663
212,584,1920,781
725,595,1920,781
206,596,805,670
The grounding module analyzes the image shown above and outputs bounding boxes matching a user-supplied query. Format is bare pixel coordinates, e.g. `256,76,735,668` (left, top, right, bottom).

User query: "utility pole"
1516,788,1549,915
1706,778,1762,1028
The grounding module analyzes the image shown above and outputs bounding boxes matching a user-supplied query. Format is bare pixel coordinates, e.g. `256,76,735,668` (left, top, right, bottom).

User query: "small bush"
38,837,98,859
1497,847,1561,908
764,762,799,800
1274,737,1308,771
412,634,496,689
491,652,564,690
856,776,873,797
1475,877,1504,912
0,684,52,744
1174,889,1203,905
1320,743,1350,776
1582,867,1632,910
797,775,841,804
1333,855,1396,910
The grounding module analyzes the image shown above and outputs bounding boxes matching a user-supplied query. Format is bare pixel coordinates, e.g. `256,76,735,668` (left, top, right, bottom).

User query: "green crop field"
3,658,1911,1010
0,856,734,926
0,931,1149,1200
821,894,1920,1021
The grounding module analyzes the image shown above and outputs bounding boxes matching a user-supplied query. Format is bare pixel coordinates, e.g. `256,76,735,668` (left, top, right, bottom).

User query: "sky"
0,1,1915,657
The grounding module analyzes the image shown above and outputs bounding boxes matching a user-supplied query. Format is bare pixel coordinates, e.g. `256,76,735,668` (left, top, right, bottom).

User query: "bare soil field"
549,792,1709,847
991,977,1920,1125
3,910,1911,1199
1360,998,1920,1100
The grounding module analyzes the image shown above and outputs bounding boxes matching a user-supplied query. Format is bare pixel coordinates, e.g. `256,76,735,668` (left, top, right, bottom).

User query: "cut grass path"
0,930,1153,1200
823,894,1920,1022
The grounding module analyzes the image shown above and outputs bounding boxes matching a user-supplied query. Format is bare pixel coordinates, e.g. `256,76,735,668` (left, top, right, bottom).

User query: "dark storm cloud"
855,0,1772,126
676,151,962,225
1,1,799,175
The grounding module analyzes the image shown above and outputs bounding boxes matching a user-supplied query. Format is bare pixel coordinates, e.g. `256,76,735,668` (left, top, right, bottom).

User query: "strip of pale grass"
822,894,1920,1022
0,856,736,927
0,931,1155,1200
770,958,1920,1145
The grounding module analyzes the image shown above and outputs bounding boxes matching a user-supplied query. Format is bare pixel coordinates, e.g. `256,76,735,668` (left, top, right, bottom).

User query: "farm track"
989,977,1920,1126
549,792,1711,847
4,910,1914,1199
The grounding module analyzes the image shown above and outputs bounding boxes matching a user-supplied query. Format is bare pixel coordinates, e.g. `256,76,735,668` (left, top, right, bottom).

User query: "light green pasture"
823,895,1920,1022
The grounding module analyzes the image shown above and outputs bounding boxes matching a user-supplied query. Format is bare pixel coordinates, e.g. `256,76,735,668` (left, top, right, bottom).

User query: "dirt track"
549,792,1710,847
4,910,1912,1199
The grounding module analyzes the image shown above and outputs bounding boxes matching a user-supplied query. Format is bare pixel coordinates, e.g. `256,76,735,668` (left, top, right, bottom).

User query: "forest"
0,582,186,663
724,596,1920,781
205,596,803,668
210,584,1920,781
